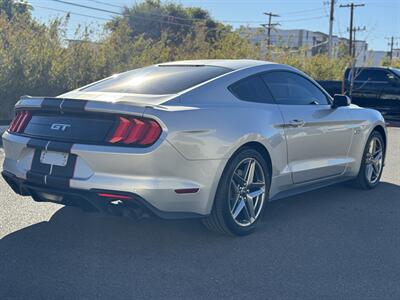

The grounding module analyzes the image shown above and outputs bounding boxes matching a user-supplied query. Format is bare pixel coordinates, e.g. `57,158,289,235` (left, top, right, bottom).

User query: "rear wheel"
354,131,385,189
202,148,270,236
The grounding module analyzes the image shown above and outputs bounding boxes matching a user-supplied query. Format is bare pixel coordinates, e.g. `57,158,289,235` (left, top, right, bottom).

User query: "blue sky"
29,0,399,51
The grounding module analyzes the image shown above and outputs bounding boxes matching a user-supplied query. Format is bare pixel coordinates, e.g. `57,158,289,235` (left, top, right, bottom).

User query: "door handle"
288,119,305,128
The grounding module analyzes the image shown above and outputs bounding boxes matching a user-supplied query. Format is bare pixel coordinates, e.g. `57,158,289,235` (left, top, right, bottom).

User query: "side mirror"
332,94,351,108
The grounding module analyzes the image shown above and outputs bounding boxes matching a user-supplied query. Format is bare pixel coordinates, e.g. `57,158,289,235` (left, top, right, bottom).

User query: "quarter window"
229,76,275,104
262,71,330,105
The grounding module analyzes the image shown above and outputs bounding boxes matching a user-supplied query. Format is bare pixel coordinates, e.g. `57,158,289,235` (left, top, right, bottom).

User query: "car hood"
58,91,178,107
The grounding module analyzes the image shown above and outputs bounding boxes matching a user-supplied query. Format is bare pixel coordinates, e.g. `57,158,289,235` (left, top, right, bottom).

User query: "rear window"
82,65,232,95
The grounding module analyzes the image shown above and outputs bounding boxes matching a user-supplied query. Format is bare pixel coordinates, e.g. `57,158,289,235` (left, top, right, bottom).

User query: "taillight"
108,116,162,146
8,110,31,133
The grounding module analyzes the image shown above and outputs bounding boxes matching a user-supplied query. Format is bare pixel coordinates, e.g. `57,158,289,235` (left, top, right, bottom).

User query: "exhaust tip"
97,193,133,200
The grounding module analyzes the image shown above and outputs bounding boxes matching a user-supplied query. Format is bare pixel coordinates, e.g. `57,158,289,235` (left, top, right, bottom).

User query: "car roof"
158,59,274,70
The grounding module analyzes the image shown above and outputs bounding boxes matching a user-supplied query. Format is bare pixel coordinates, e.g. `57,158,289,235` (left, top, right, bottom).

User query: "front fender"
347,107,387,176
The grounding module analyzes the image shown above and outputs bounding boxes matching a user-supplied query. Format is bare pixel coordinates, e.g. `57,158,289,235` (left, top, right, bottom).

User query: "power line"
49,0,120,15
50,0,211,24
33,4,111,21
48,0,221,28
47,0,328,26
25,0,225,32
92,4,212,23
281,7,325,16
77,0,400,14
219,15,327,24
83,0,122,9
13,1,112,21
20,0,345,37
279,15,328,22
25,2,229,37
48,0,197,28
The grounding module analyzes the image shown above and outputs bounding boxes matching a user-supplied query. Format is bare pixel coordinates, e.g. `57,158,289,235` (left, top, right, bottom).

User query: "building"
367,50,388,66
238,27,368,66
238,27,328,56
366,49,400,67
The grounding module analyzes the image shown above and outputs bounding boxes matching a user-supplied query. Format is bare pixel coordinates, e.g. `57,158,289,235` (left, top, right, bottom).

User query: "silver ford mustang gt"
2,59,387,235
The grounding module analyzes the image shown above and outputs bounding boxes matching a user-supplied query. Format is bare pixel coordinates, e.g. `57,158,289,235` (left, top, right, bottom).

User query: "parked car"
2,60,387,235
318,67,400,120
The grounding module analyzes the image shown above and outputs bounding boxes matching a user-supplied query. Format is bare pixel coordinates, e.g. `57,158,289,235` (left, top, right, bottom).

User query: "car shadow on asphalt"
2,181,400,299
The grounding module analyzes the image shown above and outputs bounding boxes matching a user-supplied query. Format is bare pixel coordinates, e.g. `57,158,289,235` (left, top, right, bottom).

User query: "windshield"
82,65,232,95
391,68,400,78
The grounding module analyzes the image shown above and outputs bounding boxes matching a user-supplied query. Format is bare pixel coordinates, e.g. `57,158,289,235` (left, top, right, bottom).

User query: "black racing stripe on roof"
60,99,88,112
39,98,88,113
42,98,63,110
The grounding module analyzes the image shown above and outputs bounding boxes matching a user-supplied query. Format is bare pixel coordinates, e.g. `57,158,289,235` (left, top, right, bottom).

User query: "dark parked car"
318,67,400,120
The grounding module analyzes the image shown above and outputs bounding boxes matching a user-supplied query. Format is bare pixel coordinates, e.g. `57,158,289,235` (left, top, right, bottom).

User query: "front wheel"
354,131,385,189
202,148,270,236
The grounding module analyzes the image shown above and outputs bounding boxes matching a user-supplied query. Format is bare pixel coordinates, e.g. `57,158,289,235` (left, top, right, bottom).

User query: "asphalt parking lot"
0,127,399,299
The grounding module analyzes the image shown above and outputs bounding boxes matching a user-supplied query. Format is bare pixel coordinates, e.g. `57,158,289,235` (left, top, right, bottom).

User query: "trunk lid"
23,111,116,144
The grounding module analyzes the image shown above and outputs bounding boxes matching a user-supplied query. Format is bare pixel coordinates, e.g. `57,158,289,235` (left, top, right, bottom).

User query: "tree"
107,0,226,46
0,0,30,20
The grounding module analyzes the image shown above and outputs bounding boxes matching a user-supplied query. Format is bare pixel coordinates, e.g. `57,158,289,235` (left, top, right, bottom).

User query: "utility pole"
262,12,280,49
328,0,336,59
348,26,366,58
340,3,365,57
385,36,400,64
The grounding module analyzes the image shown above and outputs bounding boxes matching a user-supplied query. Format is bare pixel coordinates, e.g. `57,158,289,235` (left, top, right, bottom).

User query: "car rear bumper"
1,170,204,219
2,131,227,216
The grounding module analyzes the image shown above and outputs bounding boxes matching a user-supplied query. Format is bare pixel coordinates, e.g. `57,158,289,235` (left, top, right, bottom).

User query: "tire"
202,147,270,236
353,131,385,190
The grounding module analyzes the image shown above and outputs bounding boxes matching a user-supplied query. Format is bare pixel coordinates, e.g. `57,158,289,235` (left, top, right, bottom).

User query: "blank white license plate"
40,150,69,167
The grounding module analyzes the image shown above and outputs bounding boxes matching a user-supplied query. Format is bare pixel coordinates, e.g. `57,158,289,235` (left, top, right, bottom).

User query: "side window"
353,69,369,81
229,76,275,104
368,70,390,82
355,69,390,82
262,71,330,105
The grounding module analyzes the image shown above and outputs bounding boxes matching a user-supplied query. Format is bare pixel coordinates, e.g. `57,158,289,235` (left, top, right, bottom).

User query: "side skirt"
269,176,354,202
